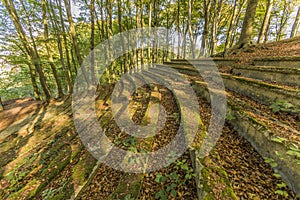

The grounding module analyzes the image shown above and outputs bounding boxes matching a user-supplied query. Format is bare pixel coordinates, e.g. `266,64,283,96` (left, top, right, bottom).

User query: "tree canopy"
0,0,299,101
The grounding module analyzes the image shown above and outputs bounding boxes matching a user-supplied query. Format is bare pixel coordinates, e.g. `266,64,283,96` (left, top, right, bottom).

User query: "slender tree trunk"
229,0,246,48
90,0,96,84
42,0,64,98
188,0,195,58
210,0,223,55
3,0,51,101
199,0,211,57
290,6,300,38
176,0,181,58
28,61,41,100
148,2,153,63
55,0,73,79
139,0,144,66
224,0,238,55
63,0,90,85
257,0,274,43
276,0,288,41
238,0,259,48
48,0,73,93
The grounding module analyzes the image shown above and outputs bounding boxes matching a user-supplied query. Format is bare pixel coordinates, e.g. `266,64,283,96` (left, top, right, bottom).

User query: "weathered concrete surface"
168,57,239,67
160,64,300,110
221,74,300,108
232,66,300,86
253,57,300,69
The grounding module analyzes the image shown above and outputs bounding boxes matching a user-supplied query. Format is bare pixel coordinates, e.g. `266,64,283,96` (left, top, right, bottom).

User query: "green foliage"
264,157,278,168
269,100,299,113
123,194,135,200
274,189,288,198
154,159,195,199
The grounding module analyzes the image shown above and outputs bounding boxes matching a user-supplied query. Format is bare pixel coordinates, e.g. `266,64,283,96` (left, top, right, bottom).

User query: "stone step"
191,80,300,195
139,69,238,199
253,57,300,69
168,57,239,67
232,66,300,86
158,64,300,113
143,67,299,197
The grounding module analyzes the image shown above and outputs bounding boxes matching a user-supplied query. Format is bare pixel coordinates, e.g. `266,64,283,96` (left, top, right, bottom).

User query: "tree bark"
199,0,211,57
210,0,223,55
238,0,259,48
290,6,300,38
257,0,274,43
42,0,64,98
188,0,195,58
3,0,51,101
224,0,238,55
63,0,90,85
48,0,73,93
90,0,96,84
55,0,74,79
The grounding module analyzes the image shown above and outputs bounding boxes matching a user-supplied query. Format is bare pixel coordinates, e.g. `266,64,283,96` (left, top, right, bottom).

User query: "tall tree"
237,0,259,48
257,0,274,43
63,0,89,85
199,0,211,56
2,0,51,101
290,6,300,38
41,0,64,98
90,0,96,84
224,0,238,55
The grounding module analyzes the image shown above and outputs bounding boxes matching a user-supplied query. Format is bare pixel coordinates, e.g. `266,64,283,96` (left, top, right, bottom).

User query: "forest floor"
0,37,299,199
226,36,300,64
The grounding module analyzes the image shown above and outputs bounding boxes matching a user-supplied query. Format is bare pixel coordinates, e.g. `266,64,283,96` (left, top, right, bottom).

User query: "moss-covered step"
253,57,300,69
189,149,238,200
158,64,300,112
220,74,300,109
140,69,237,200
169,57,239,67
232,66,300,86
192,81,300,195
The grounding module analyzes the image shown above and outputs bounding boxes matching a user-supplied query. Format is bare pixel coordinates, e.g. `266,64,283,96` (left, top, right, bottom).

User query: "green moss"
72,153,97,186
108,174,143,200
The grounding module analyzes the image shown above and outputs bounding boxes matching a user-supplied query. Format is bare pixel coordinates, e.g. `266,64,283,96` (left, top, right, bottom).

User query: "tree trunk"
147,2,152,63
257,0,273,43
276,0,288,41
224,0,238,55
63,0,90,85
3,0,51,101
199,0,211,57
176,0,181,58
90,0,96,84
48,0,73,93
139,0,144,66
55,0,74,80
238,0,259,48
210,0,223,55
42,0,64,98
188,0,195,58
290,6,300,38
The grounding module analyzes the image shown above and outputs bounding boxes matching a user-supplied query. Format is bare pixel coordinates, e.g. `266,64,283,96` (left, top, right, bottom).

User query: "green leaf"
168,172,178,180
271,137,286,143
286,150,300,158
275,190,288,197
270,162,278,168
155,190,167,200
171,189,177,197
155,173,166,183
166,183,177,192
277,182,286,188
273,173,281,178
